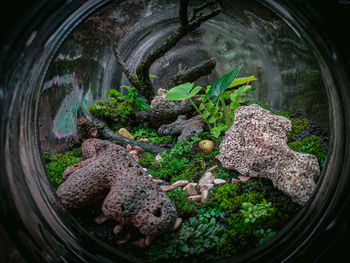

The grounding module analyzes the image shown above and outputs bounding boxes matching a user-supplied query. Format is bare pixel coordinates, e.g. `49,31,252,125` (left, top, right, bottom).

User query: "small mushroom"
132,155,139,162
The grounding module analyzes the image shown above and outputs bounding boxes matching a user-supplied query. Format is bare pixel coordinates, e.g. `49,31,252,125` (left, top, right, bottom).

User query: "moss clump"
44,148,84,188
166,188,197,217
210,178,300,259
131,126,175,144
138,152,156,167
288,118,310,142
88,98,134,130
288,136,327,168
148,207,225,261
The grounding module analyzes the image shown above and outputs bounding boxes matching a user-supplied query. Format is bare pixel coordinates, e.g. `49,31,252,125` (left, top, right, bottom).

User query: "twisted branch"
113,0,221,102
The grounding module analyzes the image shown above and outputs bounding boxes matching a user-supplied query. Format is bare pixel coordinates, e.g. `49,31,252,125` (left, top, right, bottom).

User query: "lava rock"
57,139,177,238
218,104,320,205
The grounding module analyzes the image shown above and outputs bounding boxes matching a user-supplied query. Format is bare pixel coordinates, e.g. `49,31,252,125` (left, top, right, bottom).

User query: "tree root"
77,116,166,154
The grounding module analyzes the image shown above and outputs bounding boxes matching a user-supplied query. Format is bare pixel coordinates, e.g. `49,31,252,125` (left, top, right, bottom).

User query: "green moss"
288,118,310,142
288,136,327,168
166,188,196,217
44,148,84,188
138,152,156,167
88,98,134,129
131,126,175,144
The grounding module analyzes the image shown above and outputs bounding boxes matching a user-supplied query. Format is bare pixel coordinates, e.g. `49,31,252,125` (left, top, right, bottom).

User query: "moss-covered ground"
44,101,328,262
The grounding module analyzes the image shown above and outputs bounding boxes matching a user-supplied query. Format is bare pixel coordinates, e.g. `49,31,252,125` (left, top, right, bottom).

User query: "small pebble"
188,195,202,202
155,154,162,162
198,140,214,153
126,144,132,152
118,128,134,140
133,146,144,153
231,178,240,184
138,138,149,142
238,175,251,182
214,179,227,186
172,218,183,231
206,165,218,172
129,150,138,155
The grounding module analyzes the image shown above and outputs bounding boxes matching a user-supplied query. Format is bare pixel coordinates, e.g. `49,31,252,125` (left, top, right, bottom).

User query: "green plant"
44,148,84,188
131,126,174,144
106,85,150,111
148,208,225,260
240,200,275,224
288,118,310,142
166,188,197,217
288,136,327,168
256,229,276,247
138,152,156,167
167,67,256,137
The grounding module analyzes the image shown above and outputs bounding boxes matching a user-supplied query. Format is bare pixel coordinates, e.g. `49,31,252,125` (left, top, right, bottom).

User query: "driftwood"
77,117,166,154
135,100,201,128
167,58,216,89
113,0,221,102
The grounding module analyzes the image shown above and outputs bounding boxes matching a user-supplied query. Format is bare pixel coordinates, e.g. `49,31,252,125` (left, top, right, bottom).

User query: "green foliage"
138,152,155,167
288,136,327,168
256,228,277,247
44,148,84,188
106,85,150,111
88,98,134,129
148,208,225,261
166,188,196,217
212,178,300,259
166,82,202,100
240,200,276,224
167,67,256,138
131,126,174,144
204,66,242,103
89,85,150,130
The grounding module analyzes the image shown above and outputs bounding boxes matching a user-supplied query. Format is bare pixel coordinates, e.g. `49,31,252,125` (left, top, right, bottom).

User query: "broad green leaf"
205,66,242,103
106,89,123,98
228,75,256,88
202,110,210,119
166,83,202,100
208,115,217,124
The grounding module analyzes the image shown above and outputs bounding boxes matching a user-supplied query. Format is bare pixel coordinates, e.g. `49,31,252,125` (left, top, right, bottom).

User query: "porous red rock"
150,88,176,109
57,138,177,239
218,104,320,205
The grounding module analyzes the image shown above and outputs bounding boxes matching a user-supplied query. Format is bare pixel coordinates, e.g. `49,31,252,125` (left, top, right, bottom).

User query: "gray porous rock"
150,88,176,109
218,104,320,205
56,139,177,237
158,115,205,141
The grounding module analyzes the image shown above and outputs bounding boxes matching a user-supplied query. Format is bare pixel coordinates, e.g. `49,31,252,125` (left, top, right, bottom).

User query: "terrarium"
39,0,329,261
